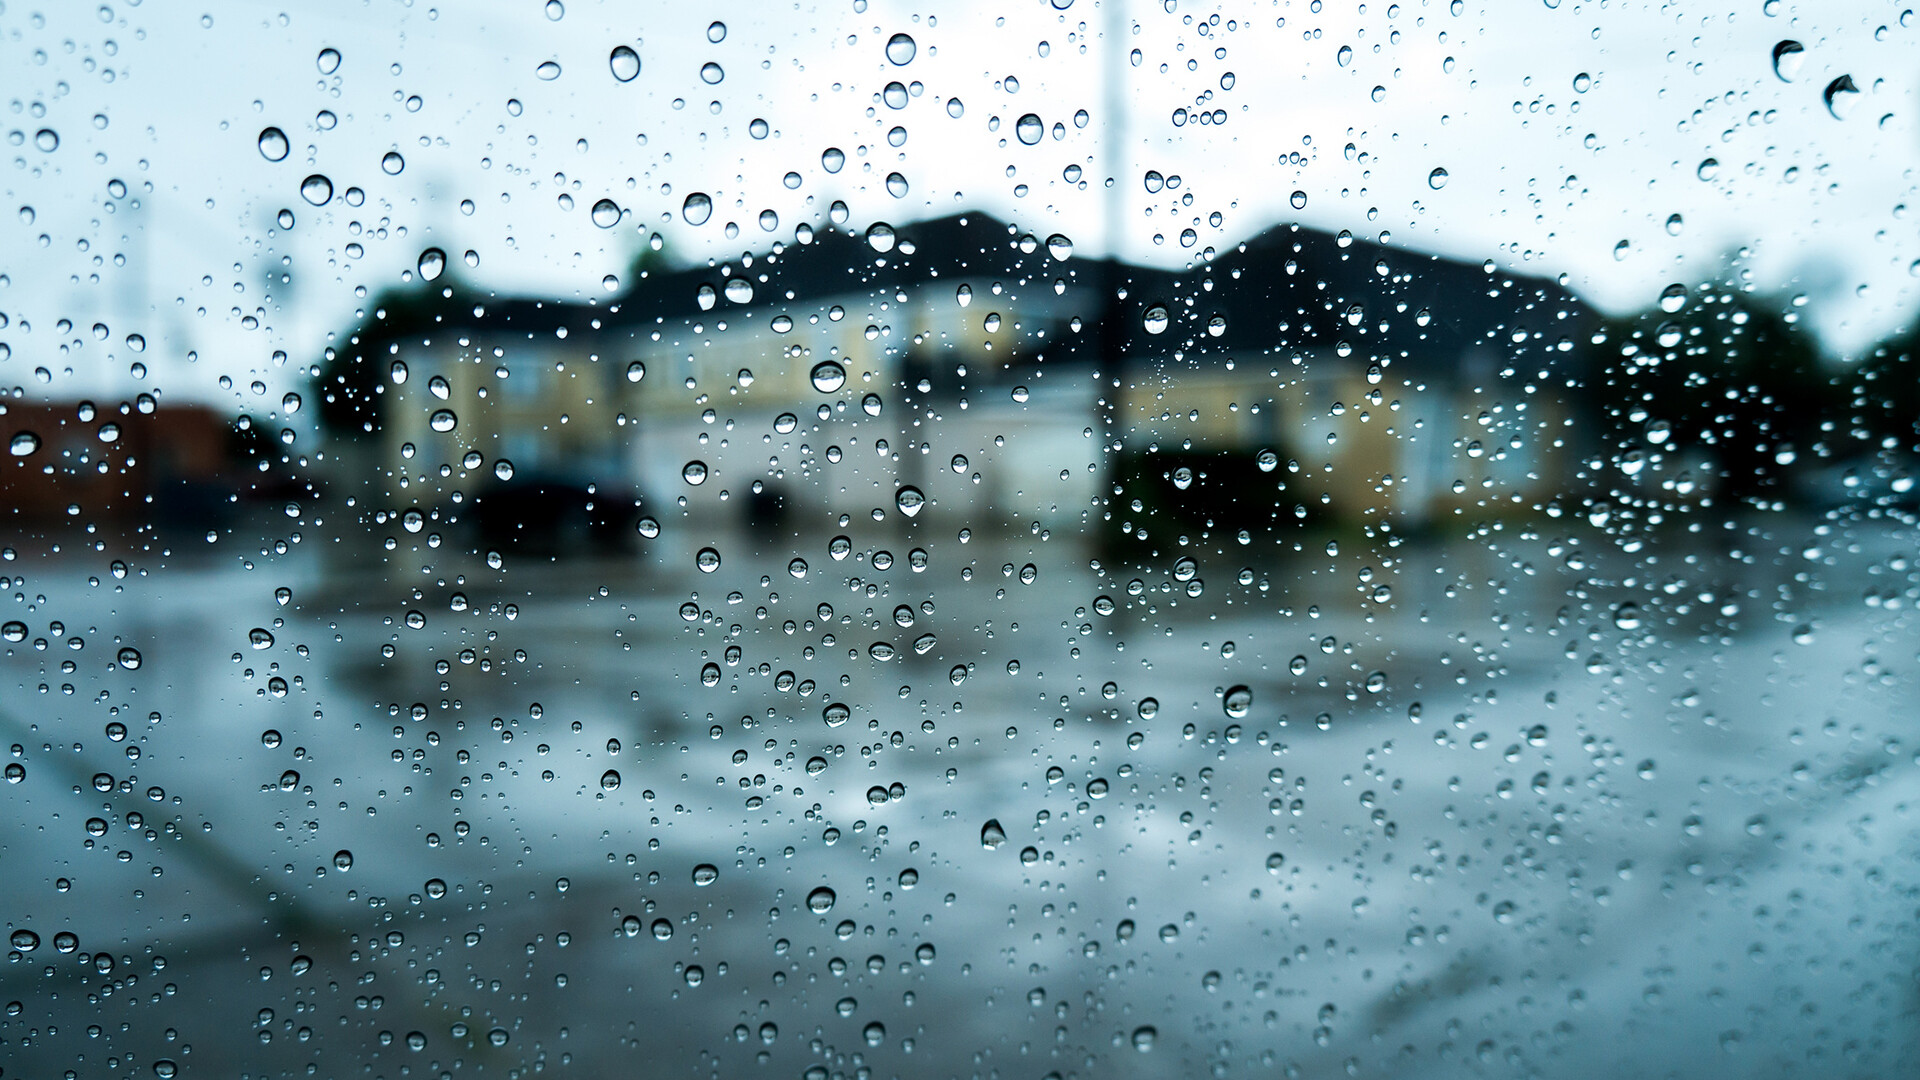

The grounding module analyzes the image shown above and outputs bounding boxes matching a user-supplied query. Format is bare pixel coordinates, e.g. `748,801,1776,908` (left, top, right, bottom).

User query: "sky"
3,0,1918,410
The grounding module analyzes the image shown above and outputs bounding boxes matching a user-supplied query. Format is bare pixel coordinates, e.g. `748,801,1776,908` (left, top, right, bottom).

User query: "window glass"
4,2,1917,1077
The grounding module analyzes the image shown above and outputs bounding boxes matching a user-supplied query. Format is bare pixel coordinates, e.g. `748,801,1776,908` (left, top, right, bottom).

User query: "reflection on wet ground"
2,510,1917,1079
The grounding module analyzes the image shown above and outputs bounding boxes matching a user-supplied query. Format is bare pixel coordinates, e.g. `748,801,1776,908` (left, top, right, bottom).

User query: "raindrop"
1015,113,1044,145
1427,166,1449,190
700,61,724,85
1137,697,1159,720
861,393,883,416
894,486,925,517
1,621,26,642
807,886,837,912
333,849,353,871
1658,283,1687,313
1665,213,1684,236
691,864,719,886
1142,305,1170,334
1290,190,1308,210
117,647,142,669
300,174,334,206
282,392,302,415
249,627,275,650
317,47,342,74
1224,685,1253,719
1696,158,1719,181
683,460,709,485
429,409,458,433
1046,233,1073,260
536,61,562,80
774,412,798,434
865,222,896,252
10,930,39,952
1771,39,1804,82
9,432,41,456
600,769,621,791
1823,74,1859,119
609,45,641,82
810,361,847,393
980,819,1007,848
416,248,446,281
258,127,289,162
494,459,515,481
695,547,721,573
724,277,753,303
591,198,621,227
885,32,917,65
381,151,405,175
823,703,851,728
1132,1026,1157,1052
707,20,726,43
822,147,846,172
682,192,713,225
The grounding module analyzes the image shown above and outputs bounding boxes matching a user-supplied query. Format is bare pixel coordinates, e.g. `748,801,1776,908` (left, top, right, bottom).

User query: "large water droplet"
1015,113,1044,145
1142,305,1170,334
1658,283,1687,313
691,864,718,886
417,247,446,281
810,360,847,393
894,486,925,517
807,886,837,913
865,222,896,252
885,33,917,65
822,147,846,173
609,45,641,82
724,277,753,303
381,151,405,175
9,431,41,456
1823,74,1859,119
1046,233,1073,260
249,627,276,650
980,819,1007,848
682,192,713,225
258,127,290,162
317,47,342,74
429,409,458,433
333,849,354,871
600,769,621,791
700,61,724,85
683,460,709,485
300,174,334,206
536,61,562,81
1771,39,1804,81
117,647,142,669
1224,685,1252,719
591,198,621,228
1427,166,1449,190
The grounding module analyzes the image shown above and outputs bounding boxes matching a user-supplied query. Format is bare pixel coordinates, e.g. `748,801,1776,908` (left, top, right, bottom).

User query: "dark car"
466,474,641,556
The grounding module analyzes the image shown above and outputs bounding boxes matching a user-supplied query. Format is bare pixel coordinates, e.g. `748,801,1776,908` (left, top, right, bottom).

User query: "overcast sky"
4,0,1918,407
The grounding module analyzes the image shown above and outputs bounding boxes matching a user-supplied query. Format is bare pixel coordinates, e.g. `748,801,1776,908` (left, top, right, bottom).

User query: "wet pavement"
2,506,1917,1079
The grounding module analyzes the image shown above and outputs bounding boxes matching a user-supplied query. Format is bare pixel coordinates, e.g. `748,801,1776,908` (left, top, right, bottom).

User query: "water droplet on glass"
332,849,353,871
724,277,753,303
600,769,621,791
683,460,708,485
1015,113,1044,145
695,547,721,574
1771,39,1804,81
1823,74,1859,119
249,627,275,650
981,819,1007,848
1142,305,1170,334
9,432,41,456
381,151,405,174
691,864,719,886
317,47,342,74
300,174,334,205
626,360,646,383
823,703,851,728
429,409,457,433
591,198,621,227
865,222,896,252
536,60,562,80
810,361,847,393
894,486,925,517
1696,158,1719,181
885,32,917,65
682,192,713,225
807,886,837,912
493,459,515,481
416,247,446,281
1665,213,1684,236
822,147,846,172
1223,685,1252,719
774,412,798,434
861,393,883,416
258,127,289,162
1427,166,1449,190
609,45,641,82
707,20,727,42
700,61,724,85
117,647,142,669
1658,283,1687,313
1137,697,1159,720
1045,233,1073,261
